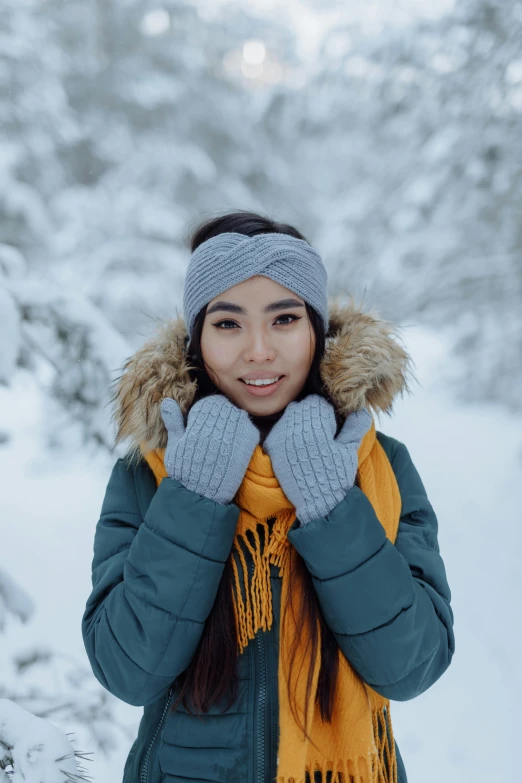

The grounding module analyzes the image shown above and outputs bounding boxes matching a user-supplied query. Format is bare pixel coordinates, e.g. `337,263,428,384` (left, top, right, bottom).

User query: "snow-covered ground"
1,323,520,782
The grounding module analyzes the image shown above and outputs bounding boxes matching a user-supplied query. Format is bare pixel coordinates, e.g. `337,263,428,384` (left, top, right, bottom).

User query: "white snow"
0,699,83,782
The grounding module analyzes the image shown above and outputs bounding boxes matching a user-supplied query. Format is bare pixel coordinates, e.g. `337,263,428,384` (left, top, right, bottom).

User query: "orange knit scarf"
141,417,401,782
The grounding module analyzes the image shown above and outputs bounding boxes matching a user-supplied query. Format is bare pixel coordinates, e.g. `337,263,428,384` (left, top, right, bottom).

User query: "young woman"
81,210,455,783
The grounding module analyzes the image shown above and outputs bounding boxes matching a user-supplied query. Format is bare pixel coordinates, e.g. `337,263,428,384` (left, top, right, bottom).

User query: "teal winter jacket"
81,300,455,783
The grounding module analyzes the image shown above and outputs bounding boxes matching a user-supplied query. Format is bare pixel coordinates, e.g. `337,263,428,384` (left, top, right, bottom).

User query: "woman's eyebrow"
206,298,305,315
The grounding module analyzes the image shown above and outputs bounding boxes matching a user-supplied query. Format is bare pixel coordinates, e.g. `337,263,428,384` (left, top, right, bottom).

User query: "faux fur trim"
109,296,415,463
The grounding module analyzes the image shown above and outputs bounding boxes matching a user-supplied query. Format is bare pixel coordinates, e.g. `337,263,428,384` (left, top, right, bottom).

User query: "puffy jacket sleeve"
286,436,455,701
81,457,240,707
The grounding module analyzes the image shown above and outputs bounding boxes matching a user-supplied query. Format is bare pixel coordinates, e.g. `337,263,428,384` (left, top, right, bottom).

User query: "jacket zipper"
268,576,279,782
250,550,267,783
140,685,173,783
256,629,267,783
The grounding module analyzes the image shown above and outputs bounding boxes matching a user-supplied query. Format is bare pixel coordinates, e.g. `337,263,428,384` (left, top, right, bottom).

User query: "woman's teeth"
243,376,281,386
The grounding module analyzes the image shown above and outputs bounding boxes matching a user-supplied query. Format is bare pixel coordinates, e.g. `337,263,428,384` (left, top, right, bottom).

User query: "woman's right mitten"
160,394,260,506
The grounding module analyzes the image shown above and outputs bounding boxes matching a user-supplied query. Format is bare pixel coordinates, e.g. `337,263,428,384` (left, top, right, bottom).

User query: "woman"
81,210,455,783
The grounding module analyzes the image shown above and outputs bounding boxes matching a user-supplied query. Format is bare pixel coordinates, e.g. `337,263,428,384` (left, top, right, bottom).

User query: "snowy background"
1,0,521,781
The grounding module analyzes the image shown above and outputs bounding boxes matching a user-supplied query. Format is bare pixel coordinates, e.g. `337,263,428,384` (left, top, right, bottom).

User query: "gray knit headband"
182,232,329,339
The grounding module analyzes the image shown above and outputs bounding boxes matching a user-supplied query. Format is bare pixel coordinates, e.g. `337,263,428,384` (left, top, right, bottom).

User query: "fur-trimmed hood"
110,297,415,460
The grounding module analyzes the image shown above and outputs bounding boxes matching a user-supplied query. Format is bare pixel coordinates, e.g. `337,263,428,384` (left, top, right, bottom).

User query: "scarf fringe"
231,523,269,653
231,513,293,654
274,702,397,782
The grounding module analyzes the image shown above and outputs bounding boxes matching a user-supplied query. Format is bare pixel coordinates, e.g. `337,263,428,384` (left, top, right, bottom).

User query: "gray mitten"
160,394,260,505
263,394,373,525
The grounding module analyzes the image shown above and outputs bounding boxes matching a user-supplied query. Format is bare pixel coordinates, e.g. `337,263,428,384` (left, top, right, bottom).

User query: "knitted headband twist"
182,232,329,339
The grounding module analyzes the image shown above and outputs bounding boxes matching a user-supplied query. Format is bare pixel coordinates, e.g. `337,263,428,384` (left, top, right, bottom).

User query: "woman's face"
200,275,316,415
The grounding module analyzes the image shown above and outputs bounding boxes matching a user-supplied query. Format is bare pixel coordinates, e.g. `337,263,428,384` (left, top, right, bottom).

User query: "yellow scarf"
141,417,401,783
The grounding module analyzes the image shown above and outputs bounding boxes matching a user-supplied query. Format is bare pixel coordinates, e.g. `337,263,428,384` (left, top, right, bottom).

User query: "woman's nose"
244,333,276,360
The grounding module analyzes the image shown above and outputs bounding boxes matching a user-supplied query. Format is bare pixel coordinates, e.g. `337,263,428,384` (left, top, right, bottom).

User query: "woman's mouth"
239,376,285,397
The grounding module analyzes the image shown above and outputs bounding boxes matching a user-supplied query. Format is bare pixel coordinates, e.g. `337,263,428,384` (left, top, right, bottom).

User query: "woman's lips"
239,376,285,397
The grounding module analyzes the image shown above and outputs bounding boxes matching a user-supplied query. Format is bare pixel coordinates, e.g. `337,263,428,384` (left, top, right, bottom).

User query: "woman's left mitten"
263,395,372,525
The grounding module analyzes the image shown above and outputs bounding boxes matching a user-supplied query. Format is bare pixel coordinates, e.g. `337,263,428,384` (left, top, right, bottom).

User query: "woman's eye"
213,314,301,329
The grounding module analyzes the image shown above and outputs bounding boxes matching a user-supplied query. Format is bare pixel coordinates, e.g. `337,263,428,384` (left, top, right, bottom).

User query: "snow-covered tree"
0,698,90,782
257,0,522,412
0,557,133,776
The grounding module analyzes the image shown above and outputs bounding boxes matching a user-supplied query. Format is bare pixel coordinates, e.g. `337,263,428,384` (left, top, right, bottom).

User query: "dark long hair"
170,210,345,741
